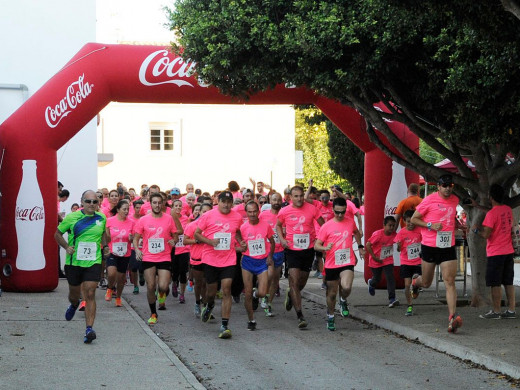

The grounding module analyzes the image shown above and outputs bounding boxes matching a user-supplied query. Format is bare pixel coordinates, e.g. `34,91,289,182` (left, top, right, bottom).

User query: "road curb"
287,283,520,380
122,298,206,390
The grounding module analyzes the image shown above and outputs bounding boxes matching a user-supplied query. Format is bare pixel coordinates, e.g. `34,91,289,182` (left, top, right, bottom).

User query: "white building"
0,0,296,207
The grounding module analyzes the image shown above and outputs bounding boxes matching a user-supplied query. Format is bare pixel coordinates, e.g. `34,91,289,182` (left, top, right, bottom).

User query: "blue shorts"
272,251,284,268
241,255,268,276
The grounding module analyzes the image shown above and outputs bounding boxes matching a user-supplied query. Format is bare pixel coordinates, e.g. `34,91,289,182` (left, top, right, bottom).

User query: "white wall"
0,0,98,211
97,103,296,194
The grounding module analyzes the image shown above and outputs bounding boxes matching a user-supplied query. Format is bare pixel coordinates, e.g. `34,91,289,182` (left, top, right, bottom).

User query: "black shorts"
486,254,514,287
141,261,172,271
400,264,422,279
285,248,315,272
420,244,457,265
190,262,205,272
204,264,235,284
106,254,130,273
128,250,140,272
65,264,102,286
325,265,354,281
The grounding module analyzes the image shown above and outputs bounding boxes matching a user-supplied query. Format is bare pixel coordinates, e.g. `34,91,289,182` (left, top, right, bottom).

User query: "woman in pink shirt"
102,189,120,218
105,200,134,307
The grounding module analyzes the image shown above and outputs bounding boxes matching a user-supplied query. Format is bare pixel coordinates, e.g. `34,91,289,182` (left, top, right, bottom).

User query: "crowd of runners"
56,176,516,343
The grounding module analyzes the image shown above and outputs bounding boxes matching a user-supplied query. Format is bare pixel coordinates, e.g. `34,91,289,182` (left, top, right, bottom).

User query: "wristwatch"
357,244,364,249
426,222,432,231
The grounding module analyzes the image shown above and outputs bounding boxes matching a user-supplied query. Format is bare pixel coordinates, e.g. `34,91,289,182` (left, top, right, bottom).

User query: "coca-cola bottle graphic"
384,161,407,217
384,161,407,266
15,160,46,270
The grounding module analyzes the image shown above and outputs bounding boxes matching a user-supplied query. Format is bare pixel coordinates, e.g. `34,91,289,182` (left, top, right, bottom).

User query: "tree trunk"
465,207,490,307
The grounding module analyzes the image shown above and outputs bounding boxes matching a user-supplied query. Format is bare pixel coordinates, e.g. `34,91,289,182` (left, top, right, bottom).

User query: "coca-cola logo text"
15,206,45,221
385,205,397,215
139,50,207,88
45,74,93,128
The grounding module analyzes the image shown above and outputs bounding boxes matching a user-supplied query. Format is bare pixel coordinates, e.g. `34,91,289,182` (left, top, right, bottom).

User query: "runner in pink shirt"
195,191,244,339
473,184,516,319
239,201,275,330
394,210,422,316
366,216,398,307
276,186,325,329
411,174,464,333
184,203,213,317
105,200,134,307
133,193,183,325
170,199,191,305
128,199,144,294
259,192,285,316
315,197,364,331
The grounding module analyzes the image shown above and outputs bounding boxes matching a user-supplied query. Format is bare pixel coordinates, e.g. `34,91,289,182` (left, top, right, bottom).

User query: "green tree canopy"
166,0,520,305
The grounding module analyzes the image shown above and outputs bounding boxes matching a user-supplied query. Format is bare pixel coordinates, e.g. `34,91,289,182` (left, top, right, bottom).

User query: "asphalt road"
122,284,513,390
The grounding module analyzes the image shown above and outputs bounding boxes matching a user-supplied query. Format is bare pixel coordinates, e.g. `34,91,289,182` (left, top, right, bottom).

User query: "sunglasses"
84,199,99,204
440,183,454,188
259,201,266,205
334,210,346,215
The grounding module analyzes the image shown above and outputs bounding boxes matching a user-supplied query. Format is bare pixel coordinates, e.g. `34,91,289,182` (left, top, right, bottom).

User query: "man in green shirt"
55,190,107,343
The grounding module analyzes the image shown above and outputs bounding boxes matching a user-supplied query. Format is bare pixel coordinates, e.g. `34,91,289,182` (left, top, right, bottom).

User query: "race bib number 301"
77,242,97,261
436,231,452,248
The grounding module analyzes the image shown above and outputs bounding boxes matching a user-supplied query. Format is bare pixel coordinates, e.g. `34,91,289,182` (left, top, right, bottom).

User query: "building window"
150,127,174,151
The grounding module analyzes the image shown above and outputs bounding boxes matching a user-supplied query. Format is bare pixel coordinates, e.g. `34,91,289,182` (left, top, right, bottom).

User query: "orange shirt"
395,195,422,227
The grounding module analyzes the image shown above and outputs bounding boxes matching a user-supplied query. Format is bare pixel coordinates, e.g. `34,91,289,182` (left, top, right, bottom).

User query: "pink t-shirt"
101,206,112,218
259,209,283,253
482,204,514,256
184,220,203,263
277,202,322,250
140,201,151,216
234,203,248,223
174,214,190,255
394,227,422,266
128,214,142,249
346,200,359,220
367,228,397,268
197,208,243,267
318,202,334,222
317,218,357,269
240,219,274,259
135,213,178,263
415,192,459,248
106,216,134,257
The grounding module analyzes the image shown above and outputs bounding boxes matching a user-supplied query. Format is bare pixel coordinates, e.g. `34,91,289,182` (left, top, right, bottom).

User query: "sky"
96,0,175,44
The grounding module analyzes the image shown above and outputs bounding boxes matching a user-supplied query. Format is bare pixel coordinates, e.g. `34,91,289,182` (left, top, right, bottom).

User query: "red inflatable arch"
0,44,418,292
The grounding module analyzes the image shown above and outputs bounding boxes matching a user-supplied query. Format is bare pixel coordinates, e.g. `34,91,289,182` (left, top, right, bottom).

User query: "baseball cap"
218,191,234,201
170,187,181,195
242,188,253,196
437,174,453,185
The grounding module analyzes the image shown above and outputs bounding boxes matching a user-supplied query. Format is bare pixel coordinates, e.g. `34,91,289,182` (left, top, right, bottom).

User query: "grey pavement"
0,281,204,390
294,269,520,380
0,271,519,389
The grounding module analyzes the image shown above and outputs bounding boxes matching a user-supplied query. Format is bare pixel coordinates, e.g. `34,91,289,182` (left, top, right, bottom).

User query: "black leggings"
172,252,190,284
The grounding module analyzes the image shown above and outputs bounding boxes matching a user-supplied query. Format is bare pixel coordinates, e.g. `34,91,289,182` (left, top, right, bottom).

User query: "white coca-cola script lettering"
139,50,207,88
45,74,93,128
15,206,45,221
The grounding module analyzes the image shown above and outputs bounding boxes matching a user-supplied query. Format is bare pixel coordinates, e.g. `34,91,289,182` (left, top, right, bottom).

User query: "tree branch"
348,92,477,191
501,0,520,20
384,85,475,179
